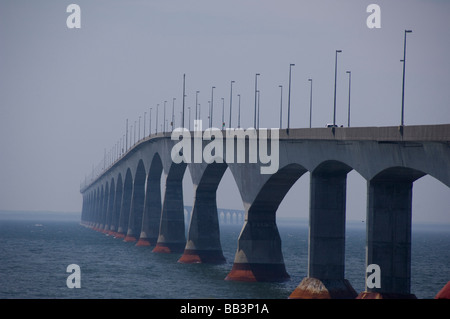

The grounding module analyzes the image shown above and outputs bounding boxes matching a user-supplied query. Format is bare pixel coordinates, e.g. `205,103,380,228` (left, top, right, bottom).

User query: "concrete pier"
153,164,186,253
290,161,357,298
357,167,424,299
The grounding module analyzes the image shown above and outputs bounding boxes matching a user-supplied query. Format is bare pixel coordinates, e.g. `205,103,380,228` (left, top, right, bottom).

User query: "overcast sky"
0,0,449,223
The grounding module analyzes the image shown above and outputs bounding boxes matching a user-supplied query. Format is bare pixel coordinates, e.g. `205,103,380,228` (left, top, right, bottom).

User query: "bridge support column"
290,168,357,299
137,175,161,247
357,179,416,299
178,190,226,264
226,211,289,282
153,177,186,253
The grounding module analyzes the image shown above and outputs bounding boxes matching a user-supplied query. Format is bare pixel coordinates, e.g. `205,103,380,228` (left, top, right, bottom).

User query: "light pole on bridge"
287,64,294,134
254,73,260,128
401,30,412,128
333,50,342,128
279,85,283,129
229,80,235,129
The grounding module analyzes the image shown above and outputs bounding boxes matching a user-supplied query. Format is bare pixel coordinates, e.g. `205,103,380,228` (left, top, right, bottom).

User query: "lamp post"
279,85,283,129
125,118,128,150
195,91,199,120
401,30,412,127
346,71,351,127
164,101,167,133
149,107,152,136
182,74,186,128
287,64,294,133
257,90,260,129
308,79,313,128
144,112,146,138
237,94,241,128
139,116,141,140
210,86,215,128
156,104,159,134
254,73,260,128
229,80,235,128
221,97,225,129
333,50,342,127
172,98,176,132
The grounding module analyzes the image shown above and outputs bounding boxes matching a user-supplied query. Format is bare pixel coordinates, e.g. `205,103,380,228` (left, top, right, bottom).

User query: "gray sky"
0,0,449,223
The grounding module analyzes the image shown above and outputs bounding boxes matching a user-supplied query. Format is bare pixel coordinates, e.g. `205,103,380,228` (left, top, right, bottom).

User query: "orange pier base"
123,235,137,242
135,238,152,247
178,249,226,264
289,278,357,299
152,242,185,254
225,263,290,282
356,292,417,299
435,281,450,299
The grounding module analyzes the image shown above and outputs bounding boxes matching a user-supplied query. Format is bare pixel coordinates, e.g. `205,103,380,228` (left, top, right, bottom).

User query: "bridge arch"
138,153,163,246
116,168,133,238
226,163,307,282
179,162,229,263
153,159,187,253
104,177,115,233
125,160,147,242
110,173,123,236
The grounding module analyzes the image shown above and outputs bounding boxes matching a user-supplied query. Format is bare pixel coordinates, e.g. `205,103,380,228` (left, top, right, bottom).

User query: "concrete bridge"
80,124,450,299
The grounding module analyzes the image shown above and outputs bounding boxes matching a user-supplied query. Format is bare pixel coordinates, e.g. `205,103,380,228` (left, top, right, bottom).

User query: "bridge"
80,124,450,299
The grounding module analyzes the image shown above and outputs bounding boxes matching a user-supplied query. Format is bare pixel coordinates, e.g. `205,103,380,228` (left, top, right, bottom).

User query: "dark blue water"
0,215,449,299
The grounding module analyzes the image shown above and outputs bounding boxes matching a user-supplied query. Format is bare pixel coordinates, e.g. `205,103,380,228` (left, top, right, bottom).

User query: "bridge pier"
116,171,133,239
179,163,227,263
153,166,186,253
290,162,357,299
178,191,226,264
137,172,162,246
357,168,423,299
225,216,289,282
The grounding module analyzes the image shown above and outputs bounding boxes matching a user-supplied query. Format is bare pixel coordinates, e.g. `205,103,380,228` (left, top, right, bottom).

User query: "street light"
237,94,241,128
182,74,186,128
257,90,260,129
195,91,199,120
279,85,283,129
125,118,128,150
221,97,225,129
287,64,294,133
210,86,215,128
149,107,152,136
333,50,342,127
164,101,167,133
144,112,146,138
308,79,313,128
172,98,176,132
156,104,159,134
229,81,235,128
254,73,260,128
346,71,351,127
401,30,412,127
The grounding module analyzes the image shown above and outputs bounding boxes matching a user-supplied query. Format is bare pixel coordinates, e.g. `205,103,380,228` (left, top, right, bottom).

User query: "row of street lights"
87,29,413,186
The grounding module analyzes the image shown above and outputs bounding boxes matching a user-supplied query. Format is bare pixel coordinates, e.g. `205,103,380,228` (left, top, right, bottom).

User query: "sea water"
0,213,449,299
